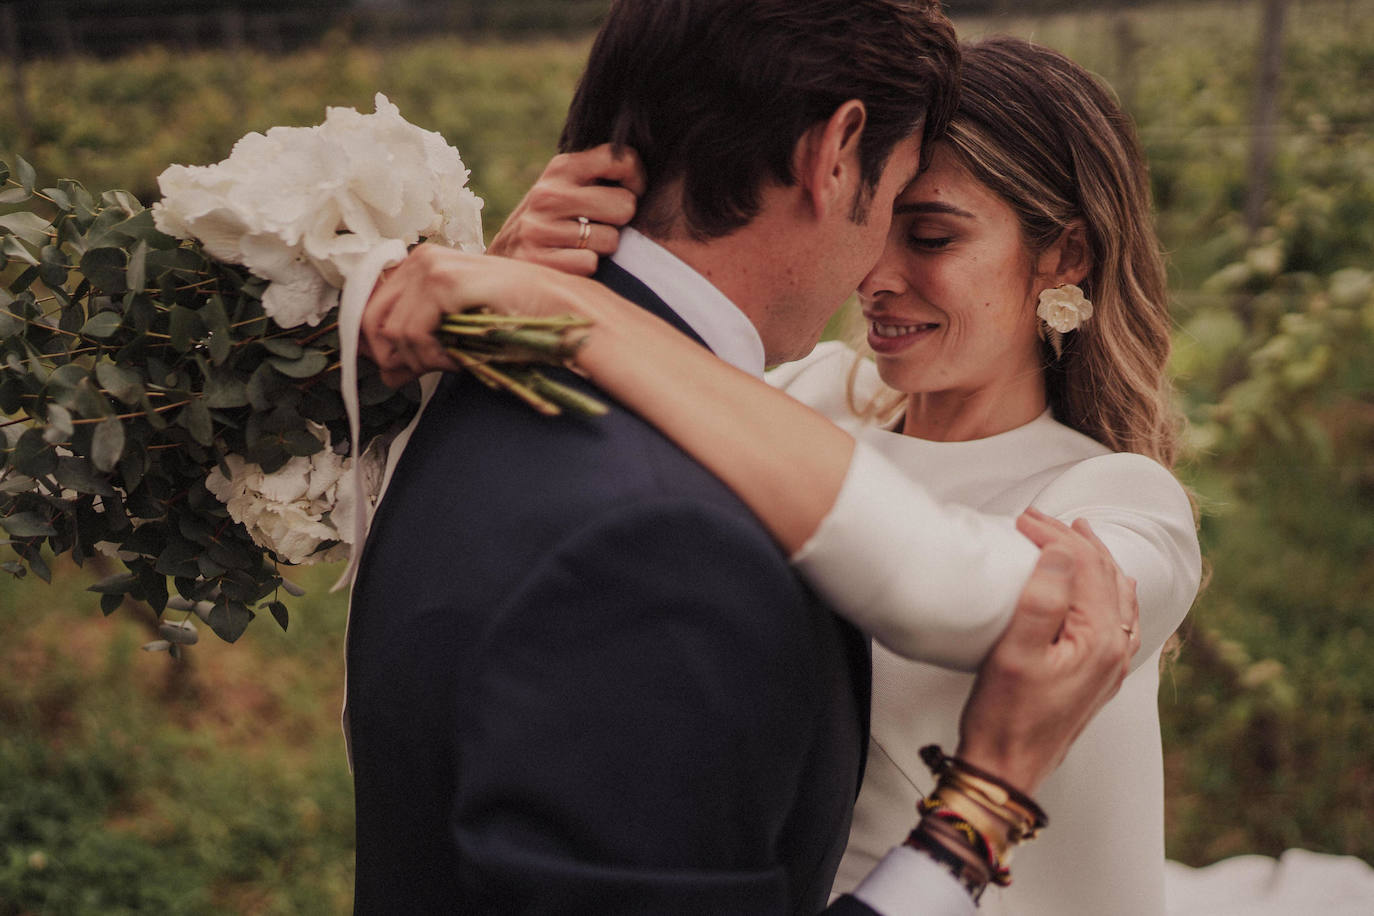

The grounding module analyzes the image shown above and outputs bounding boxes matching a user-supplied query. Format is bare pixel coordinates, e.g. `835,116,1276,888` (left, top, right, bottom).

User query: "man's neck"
611,228,766,377
636,221,796,365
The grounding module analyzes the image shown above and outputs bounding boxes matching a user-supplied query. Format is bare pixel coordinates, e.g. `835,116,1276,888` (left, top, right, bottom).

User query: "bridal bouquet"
0,95,596,651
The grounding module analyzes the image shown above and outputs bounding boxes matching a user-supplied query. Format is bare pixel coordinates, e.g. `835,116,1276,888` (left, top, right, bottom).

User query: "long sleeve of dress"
791,438,1200,672
775,342,1200,673
791,442,1039,670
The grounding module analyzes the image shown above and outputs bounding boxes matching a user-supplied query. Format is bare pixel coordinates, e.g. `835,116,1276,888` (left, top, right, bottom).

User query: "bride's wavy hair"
854,37,1183,467
559,0,959,240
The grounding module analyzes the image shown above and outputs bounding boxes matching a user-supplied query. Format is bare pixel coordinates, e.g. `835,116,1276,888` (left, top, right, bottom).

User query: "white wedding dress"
767,342,1203,916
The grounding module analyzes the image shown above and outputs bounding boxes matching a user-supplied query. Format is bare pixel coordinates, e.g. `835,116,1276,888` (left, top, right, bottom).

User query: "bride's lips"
867,318,940,354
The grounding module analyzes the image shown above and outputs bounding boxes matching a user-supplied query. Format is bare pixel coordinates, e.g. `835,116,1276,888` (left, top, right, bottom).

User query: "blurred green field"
3,1,1373,911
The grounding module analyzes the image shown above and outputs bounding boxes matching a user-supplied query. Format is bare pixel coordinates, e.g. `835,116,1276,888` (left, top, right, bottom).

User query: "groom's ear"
795,100,867,221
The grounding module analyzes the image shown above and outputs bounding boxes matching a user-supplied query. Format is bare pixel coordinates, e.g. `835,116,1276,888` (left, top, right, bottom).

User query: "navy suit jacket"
347,261,879,914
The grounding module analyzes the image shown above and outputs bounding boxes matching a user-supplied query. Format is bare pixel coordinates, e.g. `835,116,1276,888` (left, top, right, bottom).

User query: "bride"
363,38,1201,915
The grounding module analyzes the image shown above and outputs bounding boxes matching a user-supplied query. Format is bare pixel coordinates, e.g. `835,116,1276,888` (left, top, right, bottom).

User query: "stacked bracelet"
900,745,1050,900
919,744,1048,840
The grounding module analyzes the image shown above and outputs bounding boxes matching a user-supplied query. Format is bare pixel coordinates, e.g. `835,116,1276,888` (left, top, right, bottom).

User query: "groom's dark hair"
560,0,959,239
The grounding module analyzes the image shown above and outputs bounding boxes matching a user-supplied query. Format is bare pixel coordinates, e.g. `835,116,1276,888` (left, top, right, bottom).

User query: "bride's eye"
907,234,953,251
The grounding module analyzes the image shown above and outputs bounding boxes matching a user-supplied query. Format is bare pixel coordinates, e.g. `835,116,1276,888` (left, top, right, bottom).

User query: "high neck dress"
768,341,1202,916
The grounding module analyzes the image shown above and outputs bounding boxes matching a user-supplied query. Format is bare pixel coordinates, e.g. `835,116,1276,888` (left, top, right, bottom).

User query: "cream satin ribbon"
330,241,409,592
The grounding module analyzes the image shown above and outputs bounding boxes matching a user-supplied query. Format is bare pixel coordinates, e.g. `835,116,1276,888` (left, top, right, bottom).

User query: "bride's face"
856,145,1046,404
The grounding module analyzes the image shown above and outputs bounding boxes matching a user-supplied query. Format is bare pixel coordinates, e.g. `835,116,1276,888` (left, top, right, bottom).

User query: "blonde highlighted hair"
855,37,1182,467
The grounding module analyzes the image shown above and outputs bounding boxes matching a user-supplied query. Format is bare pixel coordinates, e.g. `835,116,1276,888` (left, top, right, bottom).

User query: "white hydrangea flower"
204,422,385,566
1036,283,1094,333
153,93,485,328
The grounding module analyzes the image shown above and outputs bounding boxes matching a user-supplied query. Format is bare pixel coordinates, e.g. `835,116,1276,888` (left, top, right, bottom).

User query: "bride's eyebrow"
893,201,975,219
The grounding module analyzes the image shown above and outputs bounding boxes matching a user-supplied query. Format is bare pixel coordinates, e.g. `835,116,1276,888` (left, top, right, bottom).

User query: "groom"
350,1,1134,913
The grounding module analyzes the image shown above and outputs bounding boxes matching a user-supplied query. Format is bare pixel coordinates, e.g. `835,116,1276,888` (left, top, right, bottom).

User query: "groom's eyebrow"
893,201,975,219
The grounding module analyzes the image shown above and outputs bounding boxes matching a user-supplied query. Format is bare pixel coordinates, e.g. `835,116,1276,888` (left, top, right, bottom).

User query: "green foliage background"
2,0,1372,910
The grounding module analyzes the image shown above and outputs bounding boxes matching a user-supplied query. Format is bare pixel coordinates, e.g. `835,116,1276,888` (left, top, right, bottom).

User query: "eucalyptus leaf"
266,600,289,632
80,247,128,294
262,338,303,359
14,156,36,193
29,550,51,583
39,244,69,288
127,240,149,293
269,350,330,378
88,572,137,595
59,295,87,336
110,209,180,250
0,212,51,246
43,404,74,444
2,511,57,538
59,179,95,221
118,446,148,493
0,187,32,204
55,456,116,497
98,189,141,217
206,597,254,643
155,537,201,578
179,398,214,446
158,619,199,646
96,360,144,404
2,236,38,267
13,427,57,477
168,306,205,353
43,186,72,211
204,375,249,409
80,310,124,339
91,416,126,472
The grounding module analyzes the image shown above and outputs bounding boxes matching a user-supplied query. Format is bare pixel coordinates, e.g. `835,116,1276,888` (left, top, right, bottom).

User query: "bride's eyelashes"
906,233,955,251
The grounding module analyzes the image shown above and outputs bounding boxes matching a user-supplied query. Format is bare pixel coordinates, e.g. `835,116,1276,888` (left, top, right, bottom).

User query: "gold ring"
576,216,592,250
1121,623,1135,635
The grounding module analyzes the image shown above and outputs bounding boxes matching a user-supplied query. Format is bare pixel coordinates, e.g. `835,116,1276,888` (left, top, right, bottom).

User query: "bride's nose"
857,237,909,301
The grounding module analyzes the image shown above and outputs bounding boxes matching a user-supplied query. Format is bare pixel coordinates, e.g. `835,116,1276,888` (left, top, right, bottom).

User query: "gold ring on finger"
576,216,592,250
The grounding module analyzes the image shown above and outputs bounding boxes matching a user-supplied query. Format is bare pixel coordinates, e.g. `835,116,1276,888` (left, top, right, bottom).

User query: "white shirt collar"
610,227,766,378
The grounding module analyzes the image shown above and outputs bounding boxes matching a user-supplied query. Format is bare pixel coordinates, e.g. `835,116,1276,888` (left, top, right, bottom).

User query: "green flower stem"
520,371,609,416
440,312,592,329
445,348,561,415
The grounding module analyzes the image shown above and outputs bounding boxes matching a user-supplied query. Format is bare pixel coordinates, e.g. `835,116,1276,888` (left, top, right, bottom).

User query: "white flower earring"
1036,283,1093,360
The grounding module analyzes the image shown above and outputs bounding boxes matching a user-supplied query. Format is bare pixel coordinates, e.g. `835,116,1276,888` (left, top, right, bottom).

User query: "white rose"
1036,284,1094,333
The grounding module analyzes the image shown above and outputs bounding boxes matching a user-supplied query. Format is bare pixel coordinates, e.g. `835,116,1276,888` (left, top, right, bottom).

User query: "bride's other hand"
487,144,645,276
955,509,1139,795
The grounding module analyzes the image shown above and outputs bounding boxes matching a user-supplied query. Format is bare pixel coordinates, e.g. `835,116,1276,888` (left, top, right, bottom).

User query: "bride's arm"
364,246,1042,668
363,150,1193,670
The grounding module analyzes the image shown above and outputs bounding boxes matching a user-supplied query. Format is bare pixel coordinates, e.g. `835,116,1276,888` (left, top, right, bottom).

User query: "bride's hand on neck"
487,144,645,275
